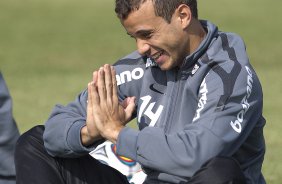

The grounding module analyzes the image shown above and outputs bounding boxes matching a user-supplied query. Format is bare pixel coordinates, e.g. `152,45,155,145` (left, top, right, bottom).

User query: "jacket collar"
181,20,218,71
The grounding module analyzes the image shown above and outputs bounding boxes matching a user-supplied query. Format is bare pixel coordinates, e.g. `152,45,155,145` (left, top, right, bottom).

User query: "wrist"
102,124,124,144
81,125,99,146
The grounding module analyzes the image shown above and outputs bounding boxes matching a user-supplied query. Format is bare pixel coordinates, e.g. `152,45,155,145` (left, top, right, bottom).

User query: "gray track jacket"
43,21,266,184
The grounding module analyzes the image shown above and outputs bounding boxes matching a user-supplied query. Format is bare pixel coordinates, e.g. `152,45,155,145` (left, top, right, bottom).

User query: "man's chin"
158,64,172,71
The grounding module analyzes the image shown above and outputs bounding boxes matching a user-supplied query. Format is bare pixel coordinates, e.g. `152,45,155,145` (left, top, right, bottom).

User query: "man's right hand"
81,76,102,146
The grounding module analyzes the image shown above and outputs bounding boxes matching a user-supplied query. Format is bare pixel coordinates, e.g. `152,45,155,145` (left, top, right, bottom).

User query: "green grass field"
1,0,281,182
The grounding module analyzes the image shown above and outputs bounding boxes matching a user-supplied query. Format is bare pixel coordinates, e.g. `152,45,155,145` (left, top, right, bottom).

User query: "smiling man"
15,0,266,184
120,0,206,71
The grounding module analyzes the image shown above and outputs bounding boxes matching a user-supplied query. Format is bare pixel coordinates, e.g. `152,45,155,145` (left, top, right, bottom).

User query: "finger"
124,97,136,122
87,82,101,141
90,79,100,106
111,66,119,106
92,70,98,86
104,64,113,103
87,82,93,120
120,97,129,108
97,67,106,102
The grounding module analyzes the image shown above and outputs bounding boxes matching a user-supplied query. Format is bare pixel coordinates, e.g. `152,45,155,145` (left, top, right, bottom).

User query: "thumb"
124,96,136,121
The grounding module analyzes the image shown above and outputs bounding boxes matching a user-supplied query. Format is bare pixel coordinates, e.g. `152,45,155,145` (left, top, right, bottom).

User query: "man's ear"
176,4,192,29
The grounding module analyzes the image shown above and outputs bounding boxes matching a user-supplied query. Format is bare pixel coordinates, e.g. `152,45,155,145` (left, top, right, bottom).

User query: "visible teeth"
152,51,163,60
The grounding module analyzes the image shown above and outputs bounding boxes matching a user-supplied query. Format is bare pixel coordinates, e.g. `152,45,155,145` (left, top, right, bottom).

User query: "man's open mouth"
151,50,164,61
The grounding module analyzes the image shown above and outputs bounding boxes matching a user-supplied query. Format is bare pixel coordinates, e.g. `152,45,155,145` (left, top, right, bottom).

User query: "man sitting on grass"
15,0,266,183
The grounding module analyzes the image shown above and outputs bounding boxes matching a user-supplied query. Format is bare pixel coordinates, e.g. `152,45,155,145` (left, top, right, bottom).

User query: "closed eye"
141,33,152,39
127,30,154,40
137,30,153,39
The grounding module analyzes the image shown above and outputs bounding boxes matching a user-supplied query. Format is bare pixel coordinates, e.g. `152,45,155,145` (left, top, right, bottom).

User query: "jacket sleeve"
0,72,20,175
116,64,264,177
43,89,105,157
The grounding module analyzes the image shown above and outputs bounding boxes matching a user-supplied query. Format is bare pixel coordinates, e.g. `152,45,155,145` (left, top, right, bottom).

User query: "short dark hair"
115,0,198,23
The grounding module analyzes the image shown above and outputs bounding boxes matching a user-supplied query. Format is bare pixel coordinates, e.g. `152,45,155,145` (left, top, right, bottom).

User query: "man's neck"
188,19,207,54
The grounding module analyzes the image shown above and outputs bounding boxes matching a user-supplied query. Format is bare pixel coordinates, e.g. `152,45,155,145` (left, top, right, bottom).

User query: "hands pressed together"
81,64,136,146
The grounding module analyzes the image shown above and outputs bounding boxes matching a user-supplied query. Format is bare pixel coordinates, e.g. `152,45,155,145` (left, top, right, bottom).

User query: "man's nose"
136,39,150,56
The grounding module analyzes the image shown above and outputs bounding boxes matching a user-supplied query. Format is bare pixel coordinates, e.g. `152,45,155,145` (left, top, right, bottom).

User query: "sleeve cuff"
116,127,139,160
66,121,96,154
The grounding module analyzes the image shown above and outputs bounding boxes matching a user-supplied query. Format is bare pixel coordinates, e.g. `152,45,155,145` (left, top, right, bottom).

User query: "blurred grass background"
0,0,281,183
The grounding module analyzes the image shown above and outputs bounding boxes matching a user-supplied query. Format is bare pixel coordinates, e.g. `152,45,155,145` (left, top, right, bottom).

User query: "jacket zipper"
164,69,181,133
